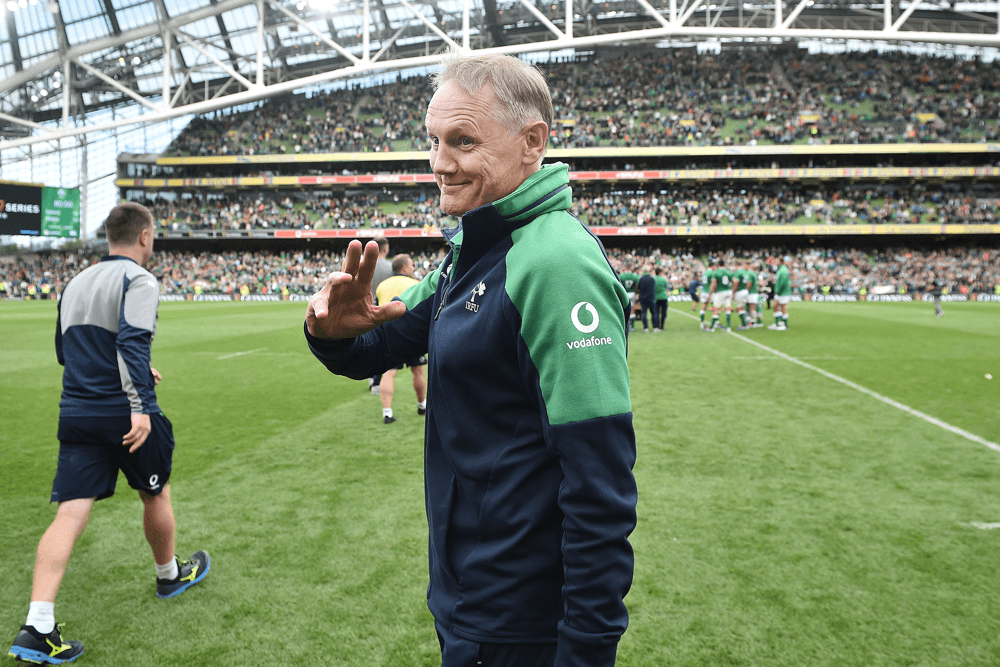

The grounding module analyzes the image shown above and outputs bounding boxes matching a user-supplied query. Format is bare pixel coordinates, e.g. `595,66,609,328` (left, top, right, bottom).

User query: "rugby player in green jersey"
618,266,640,332
653,267,669,329
697,267,712,328
731,261,750,330
705,257,734,332
745,263,763,327
769,255,791,330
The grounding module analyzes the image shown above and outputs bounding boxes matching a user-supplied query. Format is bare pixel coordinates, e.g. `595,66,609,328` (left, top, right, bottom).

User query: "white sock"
156,558,179,581
383,408,393,418
417,401,426,410
26,601,55,634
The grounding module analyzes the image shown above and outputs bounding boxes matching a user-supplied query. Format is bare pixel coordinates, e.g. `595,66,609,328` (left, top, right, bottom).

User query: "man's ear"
521,121,548,166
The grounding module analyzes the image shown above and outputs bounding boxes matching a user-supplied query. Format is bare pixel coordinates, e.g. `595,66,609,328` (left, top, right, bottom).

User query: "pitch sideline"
668,307,1000,455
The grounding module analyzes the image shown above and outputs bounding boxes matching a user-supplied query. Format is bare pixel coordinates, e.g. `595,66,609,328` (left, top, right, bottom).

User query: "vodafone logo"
571,301,599,333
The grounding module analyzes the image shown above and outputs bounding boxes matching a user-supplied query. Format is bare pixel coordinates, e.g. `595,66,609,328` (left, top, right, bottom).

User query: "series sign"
0,182,80,237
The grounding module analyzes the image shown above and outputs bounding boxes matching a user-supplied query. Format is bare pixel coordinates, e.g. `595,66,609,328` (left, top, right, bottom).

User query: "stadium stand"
126,181,1000,232
3,247,997,299
159,47,1000,156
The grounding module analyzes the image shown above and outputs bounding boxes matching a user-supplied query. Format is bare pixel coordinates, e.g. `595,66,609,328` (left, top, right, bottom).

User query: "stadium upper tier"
160,47,1000,158
3,247,998,299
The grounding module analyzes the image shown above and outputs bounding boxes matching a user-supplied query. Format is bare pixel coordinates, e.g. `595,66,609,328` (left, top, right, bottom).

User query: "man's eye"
459,137,474,146
428,136,439,145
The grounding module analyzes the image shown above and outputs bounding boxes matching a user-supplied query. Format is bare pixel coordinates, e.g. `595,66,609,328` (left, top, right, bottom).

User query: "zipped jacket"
306,163,637,666
57,255,160,417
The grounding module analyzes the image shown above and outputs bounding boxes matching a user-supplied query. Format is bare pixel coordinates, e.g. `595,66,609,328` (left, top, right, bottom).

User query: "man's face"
426,80,528,216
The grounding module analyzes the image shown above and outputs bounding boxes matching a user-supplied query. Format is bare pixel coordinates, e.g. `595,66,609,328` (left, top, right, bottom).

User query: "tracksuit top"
637,274,656,304
56,255,160,417
306,163,638,666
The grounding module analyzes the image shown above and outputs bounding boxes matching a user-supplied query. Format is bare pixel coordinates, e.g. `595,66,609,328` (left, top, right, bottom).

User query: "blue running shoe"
156,550,211,599
8,624,83,664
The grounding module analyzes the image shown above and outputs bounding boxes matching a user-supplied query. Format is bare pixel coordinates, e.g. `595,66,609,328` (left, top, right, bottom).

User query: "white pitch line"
217,347,268,360
670,308,1000,454
967,522,1000,530
731,355,856,361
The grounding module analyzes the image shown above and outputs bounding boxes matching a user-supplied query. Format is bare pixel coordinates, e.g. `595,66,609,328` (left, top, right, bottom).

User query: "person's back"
375,274,419,306
58,258,160,417
637,273,655,304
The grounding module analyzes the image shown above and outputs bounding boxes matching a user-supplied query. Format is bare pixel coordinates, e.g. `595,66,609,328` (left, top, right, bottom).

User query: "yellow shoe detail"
45,638,72,656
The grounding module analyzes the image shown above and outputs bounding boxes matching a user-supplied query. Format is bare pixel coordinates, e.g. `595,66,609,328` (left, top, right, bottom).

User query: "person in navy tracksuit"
305,55,637,667
9,203,209,666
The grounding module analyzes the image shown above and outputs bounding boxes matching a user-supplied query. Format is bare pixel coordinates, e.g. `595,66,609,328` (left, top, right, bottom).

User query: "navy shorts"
51,413,175,503
436,623,556,667
393,354,428,371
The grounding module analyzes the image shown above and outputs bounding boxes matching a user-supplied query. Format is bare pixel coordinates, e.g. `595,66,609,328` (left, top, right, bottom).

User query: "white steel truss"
3,0,1000,151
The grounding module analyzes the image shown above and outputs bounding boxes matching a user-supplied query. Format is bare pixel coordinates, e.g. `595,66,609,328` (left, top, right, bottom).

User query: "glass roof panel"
115,1,161,31
64,15,112,45
58,0,109,24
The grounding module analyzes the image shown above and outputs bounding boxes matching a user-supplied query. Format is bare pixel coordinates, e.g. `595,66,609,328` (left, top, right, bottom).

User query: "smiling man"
304,54,637,667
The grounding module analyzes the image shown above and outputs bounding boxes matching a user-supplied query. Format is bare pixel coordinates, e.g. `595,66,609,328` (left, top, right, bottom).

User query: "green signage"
40,186,80,238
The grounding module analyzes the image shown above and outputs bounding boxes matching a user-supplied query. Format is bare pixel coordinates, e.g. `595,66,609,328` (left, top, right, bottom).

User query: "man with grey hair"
305,54,636,667
9,202,209,665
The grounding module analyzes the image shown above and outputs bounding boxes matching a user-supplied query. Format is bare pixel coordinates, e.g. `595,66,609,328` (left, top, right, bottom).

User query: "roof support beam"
6,13,23,72
515,0,566,39
101,0,122,35
266,0,361,65
635,0,671,29
0,0,257,97
209,0,240,69
397,0,464,52
72,58,160,110
781,0,811,30
152,0,191,80
175,29,259,90
889,0,923,32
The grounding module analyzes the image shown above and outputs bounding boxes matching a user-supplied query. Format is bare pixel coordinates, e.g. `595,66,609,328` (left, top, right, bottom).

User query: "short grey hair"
430,54,554,138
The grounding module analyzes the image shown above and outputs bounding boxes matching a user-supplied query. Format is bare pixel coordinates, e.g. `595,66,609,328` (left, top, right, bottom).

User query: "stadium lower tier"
2,246,997,301
131,181,1000,236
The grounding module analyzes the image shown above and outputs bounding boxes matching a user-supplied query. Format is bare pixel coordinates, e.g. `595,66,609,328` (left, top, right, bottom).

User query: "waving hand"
306,240,407,339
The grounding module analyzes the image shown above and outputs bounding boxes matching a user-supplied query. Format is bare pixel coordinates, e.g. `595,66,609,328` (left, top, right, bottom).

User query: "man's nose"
431,145,457,174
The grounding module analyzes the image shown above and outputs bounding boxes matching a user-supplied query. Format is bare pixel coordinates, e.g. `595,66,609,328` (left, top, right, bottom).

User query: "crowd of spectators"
2,245,997,299
131,182,1000,232
162,47,1000,157
134,192,446,232
574,184,1000,226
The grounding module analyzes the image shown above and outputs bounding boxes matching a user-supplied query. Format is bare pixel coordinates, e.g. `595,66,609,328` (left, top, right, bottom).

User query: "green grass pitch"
1,299,998,666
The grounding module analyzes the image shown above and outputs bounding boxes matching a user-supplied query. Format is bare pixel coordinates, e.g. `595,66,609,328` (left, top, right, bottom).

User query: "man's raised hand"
306,240,407,339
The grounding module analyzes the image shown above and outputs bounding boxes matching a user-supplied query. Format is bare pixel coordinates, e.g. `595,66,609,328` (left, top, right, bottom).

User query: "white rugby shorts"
712,290,733,308
774,295,791,305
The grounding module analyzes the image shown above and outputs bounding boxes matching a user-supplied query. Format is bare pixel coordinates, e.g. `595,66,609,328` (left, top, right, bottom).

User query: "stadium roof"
3,0,1000,152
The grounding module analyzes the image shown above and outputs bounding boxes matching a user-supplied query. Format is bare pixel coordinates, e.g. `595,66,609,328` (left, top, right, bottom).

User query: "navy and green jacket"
306,163,637,666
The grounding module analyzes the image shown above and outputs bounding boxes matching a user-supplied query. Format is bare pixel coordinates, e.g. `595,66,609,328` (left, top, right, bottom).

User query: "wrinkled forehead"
424,80,495,128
